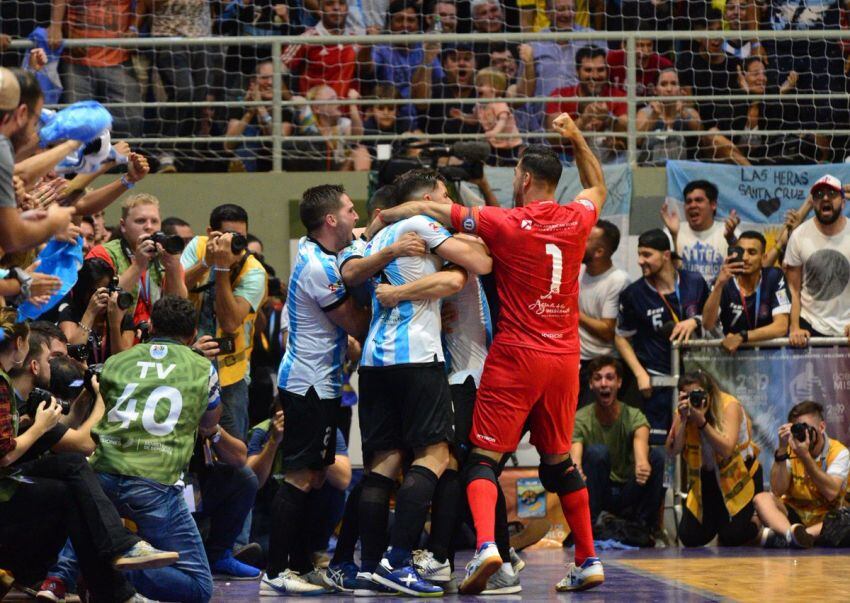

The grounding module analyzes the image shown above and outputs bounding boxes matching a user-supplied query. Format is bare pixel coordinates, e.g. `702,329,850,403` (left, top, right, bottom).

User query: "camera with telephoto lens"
689,390,708,408
224,231,247,254
84,363,103,395
149,231,186,255
107,277,133,310
376,141,489,187
26,387,69,418
791,422,817,443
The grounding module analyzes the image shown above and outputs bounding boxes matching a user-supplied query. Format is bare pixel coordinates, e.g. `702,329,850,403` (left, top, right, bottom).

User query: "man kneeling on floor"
755,400,850,548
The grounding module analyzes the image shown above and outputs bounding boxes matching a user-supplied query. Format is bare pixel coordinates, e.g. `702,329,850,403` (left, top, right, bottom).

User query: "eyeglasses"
813,188,839,200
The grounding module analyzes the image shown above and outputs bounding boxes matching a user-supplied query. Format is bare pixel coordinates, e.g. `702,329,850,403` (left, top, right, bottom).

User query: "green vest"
90,339,213,484
101,238,165,315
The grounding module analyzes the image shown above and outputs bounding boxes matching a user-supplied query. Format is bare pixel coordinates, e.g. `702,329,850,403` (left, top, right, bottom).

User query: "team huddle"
269,112,608,597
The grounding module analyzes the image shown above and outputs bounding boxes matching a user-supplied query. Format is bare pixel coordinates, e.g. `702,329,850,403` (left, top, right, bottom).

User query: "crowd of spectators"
2,0,850,171
4,13,850,600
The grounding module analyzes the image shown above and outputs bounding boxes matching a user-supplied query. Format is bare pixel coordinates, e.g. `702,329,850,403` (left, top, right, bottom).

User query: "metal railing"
10,29,850,170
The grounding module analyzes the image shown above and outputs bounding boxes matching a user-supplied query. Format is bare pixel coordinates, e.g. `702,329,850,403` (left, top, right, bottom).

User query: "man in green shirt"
570,356,664,531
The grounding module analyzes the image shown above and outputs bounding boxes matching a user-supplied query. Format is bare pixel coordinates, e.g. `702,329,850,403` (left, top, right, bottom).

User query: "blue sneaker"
352,572,399,597
211,550,261,581
371,558,443,597
323,561,359,593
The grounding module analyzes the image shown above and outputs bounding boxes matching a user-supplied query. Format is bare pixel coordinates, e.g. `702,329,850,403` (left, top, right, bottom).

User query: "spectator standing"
786,175,850,344
754,401,849,548
578,220,630,406
470,0,510,68
182,204,268,441
702,231,790,353
140,0,219,172
488,43,538,132
666,370,762,547
615,229,709,444
87,194,188,329
660,179,739,283
607,37,672,97
635,69,703,165
412,43,479,136
424,0,459,33
48,0,143,140
281,0,357,98
572,356,664,535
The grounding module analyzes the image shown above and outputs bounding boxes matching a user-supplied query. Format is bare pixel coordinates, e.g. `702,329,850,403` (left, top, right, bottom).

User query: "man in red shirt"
369,113,607,593
281,0,358,98
607,38,673,96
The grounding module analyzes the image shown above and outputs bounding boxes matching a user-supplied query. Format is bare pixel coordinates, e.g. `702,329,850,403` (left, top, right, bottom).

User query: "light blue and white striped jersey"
278,237,348,399
361,215,452,367
337,236,372,307
443,275,492,386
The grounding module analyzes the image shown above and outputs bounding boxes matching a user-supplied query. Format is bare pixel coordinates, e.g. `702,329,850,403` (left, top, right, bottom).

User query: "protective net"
1,0,849,172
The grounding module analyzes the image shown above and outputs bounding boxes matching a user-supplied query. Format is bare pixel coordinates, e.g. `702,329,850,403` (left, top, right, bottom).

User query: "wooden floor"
211,546,850,601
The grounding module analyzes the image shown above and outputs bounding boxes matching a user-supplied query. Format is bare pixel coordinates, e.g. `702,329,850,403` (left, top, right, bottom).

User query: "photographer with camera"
666,369,762,547
754,401,849,548
86,193,188,331
702,231,790,354
0,309,179,603
53,258,136,365
181,204,268,442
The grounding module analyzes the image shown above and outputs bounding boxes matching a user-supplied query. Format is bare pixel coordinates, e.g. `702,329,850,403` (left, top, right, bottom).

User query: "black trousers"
0,453,137,601
679,462,763,547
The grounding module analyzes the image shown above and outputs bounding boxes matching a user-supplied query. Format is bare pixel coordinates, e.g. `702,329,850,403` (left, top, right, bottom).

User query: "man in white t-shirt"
785,174,850,345
578,220,630,405
661,179,739,283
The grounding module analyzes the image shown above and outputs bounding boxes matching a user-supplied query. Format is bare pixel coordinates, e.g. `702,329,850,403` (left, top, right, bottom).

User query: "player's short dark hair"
210,204,249,230
586,355,624,380
596,220,621,255
683,179,718,204
737,230,766,252
162,216,191,236
518,145,562,188
575,45,607,70
11,68,42,113
394,168,447,204
788,400,824,422
30,320,67,345
367,184,399,216
8,329,50,377
151,295,197,340
300,184,346,233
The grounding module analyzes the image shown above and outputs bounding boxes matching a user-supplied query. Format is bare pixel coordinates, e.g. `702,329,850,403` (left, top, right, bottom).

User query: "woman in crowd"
666,369,762,546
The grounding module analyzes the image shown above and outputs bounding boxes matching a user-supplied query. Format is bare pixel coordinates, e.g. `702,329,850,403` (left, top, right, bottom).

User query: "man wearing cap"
786,174,850,347
615,228,709,444
0,68,75,254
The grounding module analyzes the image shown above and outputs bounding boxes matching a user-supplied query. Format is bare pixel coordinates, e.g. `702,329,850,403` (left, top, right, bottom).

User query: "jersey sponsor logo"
150,344,168,360
521,219,533,231
476,432,497,444
576,198,595,212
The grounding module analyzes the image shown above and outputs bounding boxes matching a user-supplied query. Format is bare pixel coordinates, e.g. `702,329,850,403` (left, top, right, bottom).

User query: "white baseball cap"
811,174,842,195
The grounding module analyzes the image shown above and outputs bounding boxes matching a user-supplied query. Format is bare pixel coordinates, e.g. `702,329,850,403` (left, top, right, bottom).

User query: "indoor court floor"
212,546,849,601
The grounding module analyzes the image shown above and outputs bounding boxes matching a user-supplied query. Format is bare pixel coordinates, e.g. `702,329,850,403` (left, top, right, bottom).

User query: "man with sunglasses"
785,175,850,347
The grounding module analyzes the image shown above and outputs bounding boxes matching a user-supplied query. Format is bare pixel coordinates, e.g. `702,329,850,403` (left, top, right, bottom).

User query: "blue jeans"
97,473,213,603
220,379,250,442
197,464,258,562
582,444,666,529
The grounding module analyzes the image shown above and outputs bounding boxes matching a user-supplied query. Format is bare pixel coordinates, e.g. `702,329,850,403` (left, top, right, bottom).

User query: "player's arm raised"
552,112,607,215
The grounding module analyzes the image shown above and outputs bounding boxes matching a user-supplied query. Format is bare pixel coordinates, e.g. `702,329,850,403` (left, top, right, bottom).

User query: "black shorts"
358,364,453,453
451,376,477,460
279,387,339,471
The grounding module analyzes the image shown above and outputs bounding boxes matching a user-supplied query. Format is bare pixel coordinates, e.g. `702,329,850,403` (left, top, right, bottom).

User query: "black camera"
135,321,151,343
376,141,489,187
149,231,186,255
84,363,103,395
26,387,69,418
791,422,817,443
225,231,248,254
107,277,133,310
689,390,708,408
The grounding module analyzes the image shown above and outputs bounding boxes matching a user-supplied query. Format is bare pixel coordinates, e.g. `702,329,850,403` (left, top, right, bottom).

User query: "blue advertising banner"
685,345,850,477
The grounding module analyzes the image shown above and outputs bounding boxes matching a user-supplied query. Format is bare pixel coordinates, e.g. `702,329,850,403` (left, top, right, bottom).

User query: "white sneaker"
259,570,327,597
459,542,501,595
481,566,522,595
509,547,525,573
412,549,452,583
555,557,604,592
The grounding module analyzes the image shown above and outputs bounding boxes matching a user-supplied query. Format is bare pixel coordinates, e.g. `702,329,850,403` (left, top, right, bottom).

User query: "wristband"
740,329,749,343
10,267,33,299
774,451,789,462
120,175,135,189
78,322,92,335
213,266,230,273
